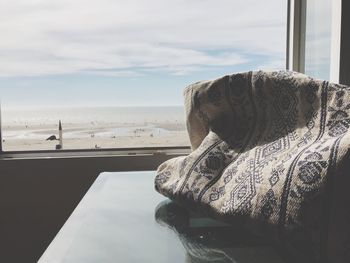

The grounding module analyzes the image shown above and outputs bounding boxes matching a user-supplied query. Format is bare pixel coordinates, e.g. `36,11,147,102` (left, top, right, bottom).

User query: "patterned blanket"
155,70,350,262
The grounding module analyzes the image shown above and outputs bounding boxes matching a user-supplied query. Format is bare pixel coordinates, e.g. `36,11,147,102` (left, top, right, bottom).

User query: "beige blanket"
155,70,350,262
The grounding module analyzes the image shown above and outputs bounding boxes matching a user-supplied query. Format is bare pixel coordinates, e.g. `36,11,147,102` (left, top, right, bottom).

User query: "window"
304,0,333,80
304,0,342,81
289,0,342,82
0,0,287,152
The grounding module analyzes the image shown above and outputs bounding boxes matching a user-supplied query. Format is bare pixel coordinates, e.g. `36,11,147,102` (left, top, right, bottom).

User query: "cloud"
0,0,286,77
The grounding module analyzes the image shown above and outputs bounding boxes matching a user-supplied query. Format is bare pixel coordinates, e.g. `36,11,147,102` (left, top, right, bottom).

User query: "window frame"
0,146,191,160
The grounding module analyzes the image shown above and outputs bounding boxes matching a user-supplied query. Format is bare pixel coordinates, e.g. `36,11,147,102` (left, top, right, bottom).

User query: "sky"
0,0,287,108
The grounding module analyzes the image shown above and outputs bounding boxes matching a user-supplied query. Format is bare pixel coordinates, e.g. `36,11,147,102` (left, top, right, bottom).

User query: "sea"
2,106,186,126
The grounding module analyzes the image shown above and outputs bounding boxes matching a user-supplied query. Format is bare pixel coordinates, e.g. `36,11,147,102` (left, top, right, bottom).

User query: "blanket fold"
155,70,350,262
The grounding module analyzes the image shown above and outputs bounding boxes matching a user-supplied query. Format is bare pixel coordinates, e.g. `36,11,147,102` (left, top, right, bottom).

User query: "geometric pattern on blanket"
155,70,350,262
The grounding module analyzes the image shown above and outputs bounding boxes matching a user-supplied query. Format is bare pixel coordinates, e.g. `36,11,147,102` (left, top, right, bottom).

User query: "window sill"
0,146,191,161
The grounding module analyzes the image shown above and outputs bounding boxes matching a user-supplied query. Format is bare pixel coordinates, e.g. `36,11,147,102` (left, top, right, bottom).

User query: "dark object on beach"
55,144,62,150
46,135,58,141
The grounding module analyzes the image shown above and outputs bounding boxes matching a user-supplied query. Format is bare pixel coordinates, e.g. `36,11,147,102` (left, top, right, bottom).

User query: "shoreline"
2,121,190,151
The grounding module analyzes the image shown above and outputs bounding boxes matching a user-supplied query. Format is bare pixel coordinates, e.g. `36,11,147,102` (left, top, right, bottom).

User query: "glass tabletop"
39,171,286,263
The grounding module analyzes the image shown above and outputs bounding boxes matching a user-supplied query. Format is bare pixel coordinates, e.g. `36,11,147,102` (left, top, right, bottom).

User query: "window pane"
304,0,332,80
0,0,287,151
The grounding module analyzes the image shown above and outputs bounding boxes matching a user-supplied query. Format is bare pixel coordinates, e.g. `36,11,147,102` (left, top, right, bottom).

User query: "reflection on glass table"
155,200,286,263
39,171,286,263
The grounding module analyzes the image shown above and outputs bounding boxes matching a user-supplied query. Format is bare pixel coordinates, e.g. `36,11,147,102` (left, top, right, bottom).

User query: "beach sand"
2,121,190,151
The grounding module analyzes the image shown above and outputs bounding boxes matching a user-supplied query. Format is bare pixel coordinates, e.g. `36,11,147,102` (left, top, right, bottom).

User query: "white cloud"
85,70,145,77
0,0,286,77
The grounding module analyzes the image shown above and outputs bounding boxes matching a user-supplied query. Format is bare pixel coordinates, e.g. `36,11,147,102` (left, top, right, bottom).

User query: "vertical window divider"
286,0,291,70
330,0,342,84
0,102,3,153
287,0,306,73
339,0,350,86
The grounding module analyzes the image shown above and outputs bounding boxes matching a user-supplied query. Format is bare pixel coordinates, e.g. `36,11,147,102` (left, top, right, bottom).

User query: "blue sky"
0,0,287,108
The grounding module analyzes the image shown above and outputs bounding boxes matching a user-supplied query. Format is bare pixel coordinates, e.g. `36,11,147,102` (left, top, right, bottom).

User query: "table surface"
39,171,286,263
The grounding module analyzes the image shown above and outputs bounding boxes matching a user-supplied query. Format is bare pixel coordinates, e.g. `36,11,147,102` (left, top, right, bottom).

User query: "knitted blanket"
155,70,350,262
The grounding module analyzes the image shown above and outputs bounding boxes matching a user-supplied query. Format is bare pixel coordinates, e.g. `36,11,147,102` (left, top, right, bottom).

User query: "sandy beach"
3,121,190,151
2,106,190,151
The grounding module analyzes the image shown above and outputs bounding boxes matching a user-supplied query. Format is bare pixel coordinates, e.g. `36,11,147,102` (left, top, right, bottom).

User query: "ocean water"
2,106,186,126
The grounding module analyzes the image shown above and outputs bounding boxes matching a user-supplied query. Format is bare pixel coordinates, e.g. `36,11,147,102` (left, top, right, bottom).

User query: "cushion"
155,70,350,262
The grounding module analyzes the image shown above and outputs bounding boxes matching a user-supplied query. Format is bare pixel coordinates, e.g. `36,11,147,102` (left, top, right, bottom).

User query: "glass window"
0,0,287,151
304,0,333,80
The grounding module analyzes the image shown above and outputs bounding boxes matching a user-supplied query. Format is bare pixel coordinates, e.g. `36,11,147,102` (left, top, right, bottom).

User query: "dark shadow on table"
154,200,286,263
